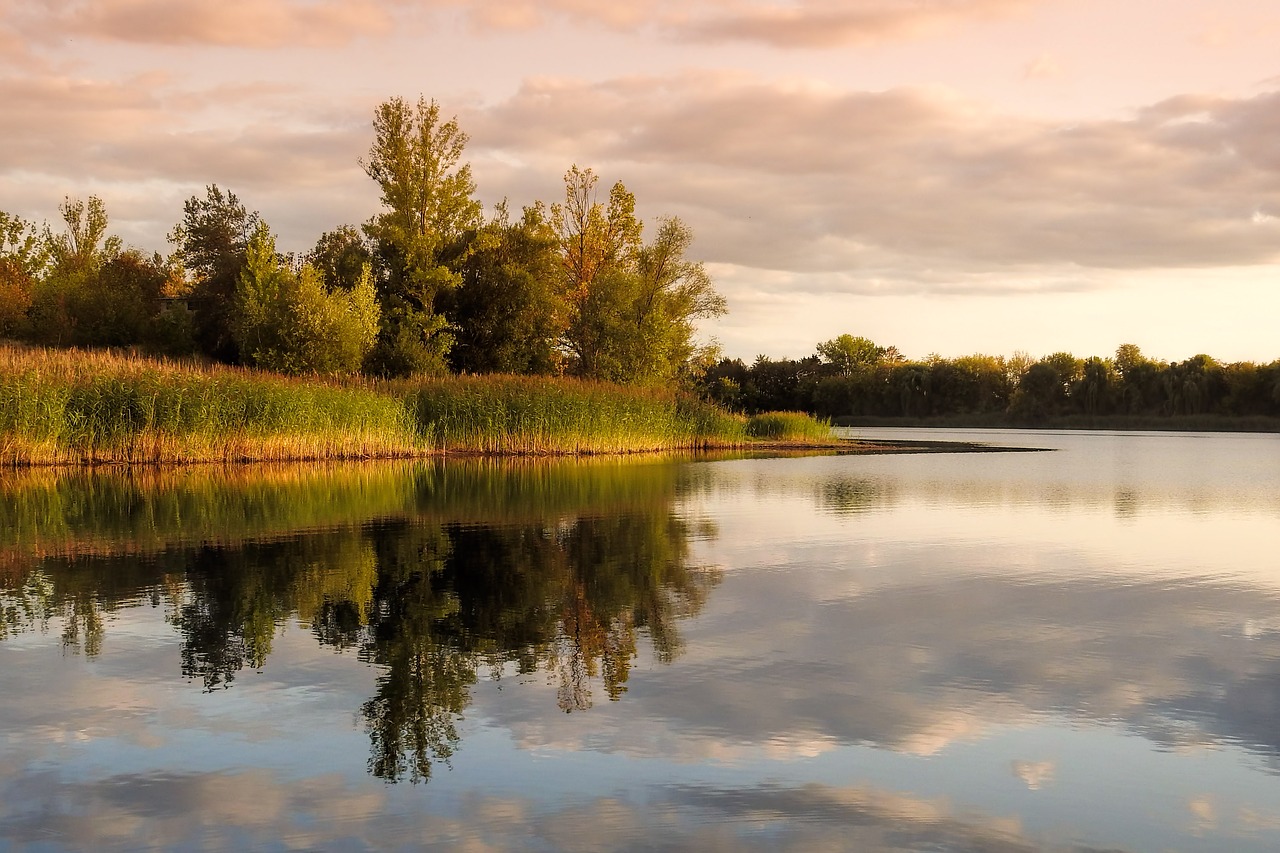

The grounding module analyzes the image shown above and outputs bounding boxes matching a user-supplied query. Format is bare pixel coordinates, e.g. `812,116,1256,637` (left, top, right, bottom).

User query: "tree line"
0,96,724,385
700,335,1280,423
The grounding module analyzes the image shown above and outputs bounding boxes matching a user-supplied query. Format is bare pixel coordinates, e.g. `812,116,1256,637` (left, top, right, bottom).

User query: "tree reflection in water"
0,459,721,784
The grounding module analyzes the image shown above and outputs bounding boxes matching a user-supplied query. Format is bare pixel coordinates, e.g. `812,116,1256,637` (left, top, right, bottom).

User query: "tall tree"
445,202,565,375
362,96,482,376
551,165,642,302
551,168,724,384
28,196,135,346
816,334,886,377
45,196,121,272
170,185,262,361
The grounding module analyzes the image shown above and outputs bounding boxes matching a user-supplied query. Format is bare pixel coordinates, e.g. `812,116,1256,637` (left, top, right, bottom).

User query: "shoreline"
0,437,1047,469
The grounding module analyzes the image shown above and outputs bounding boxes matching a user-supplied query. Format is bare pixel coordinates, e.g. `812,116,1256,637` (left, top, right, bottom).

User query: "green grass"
395,373,745,455
0,344,752,466
745,411,834,442
0,346,421,465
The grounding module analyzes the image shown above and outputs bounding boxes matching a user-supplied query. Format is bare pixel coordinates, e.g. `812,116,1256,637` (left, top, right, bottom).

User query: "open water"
3,429,1280,851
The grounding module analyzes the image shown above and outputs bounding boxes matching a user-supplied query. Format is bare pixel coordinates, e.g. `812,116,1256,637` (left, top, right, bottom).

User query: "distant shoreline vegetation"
698,336,1280,431
0,345,839,466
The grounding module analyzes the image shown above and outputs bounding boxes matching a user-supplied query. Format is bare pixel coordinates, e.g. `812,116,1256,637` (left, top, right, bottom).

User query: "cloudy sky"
3,0,1279,363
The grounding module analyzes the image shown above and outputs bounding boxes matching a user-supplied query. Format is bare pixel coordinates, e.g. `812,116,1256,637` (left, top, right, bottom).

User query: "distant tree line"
699,335,1280,423
0,96,724,385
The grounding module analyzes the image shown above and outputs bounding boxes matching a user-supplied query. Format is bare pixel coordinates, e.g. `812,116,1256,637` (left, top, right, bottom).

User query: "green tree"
552,169,724,384
1114,343,1161,414
445,202,565,374
233,225,380,375
552,165,642,302
44,196,121,272
816,334,886,377
628,216,726,382
1073,356,1116,415
28,196,132,346
362,96,482,376
309,225,374,291
69,250,168,347
171,185,262,361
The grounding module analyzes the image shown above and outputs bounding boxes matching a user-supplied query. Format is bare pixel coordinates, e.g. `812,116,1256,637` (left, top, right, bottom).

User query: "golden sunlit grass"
0,345,421,465
394,373,746,455
0,344,757,466
745,410,834,443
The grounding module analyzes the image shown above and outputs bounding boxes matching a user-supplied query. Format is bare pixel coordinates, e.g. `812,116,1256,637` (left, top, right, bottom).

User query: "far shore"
834,414,1280,433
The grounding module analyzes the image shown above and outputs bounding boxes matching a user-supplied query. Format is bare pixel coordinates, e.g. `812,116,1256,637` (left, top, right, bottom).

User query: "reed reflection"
0,459,720,783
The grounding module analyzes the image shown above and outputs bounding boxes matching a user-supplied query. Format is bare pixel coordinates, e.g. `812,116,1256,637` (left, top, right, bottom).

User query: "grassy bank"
0,345,786,465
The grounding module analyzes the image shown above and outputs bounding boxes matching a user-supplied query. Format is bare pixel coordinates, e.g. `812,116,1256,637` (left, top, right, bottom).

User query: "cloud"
5,67,1280,292
13,0,396,48
679,0,1036,49
0,74,374,248
450,0,1037,48
1023,52,1062,80
463,74,1280,277
20,1,1038,50
0,767,1105,851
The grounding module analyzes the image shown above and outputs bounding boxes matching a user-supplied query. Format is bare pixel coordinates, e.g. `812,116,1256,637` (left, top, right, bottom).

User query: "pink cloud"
443,0,1039,47
680,0,1036,49
21,0,395,48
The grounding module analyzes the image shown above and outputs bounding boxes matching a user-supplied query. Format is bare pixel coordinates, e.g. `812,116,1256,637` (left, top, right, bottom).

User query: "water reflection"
0,459,720,784
7,435,1280,850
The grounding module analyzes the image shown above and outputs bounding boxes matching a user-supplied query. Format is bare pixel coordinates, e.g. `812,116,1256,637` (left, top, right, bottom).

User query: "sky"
2,0,1279,364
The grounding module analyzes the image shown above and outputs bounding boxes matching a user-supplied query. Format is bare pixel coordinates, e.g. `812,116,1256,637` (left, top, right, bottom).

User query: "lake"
3,429,1280,851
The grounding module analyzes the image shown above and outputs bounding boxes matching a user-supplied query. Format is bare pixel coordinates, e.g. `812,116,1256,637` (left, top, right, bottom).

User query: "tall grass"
745,410,834,442
395,373,745,455
0,345,753,466
0,346,420,465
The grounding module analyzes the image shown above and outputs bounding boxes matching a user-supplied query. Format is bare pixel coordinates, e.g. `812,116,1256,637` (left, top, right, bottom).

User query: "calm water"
3,429,1280,851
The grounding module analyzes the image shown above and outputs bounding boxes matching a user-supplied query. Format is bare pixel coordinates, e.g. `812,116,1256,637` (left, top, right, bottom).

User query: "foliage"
445,202,564,375
816,334,886,376
309,225,374,290
22,197,171,348
362,96,482,375
552,169,726,384
701,336,1280,428
0,211,43,338
171,185,262,361
233,226,380,375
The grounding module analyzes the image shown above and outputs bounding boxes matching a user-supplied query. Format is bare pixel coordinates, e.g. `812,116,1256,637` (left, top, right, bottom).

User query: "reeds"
0,346,420,465
395,373,746,455
745,410,834,443
0,345,751,466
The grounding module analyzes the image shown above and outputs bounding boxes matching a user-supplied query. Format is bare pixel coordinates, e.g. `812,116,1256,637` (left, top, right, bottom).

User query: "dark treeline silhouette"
698,335,1280,426
0,97,723,387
